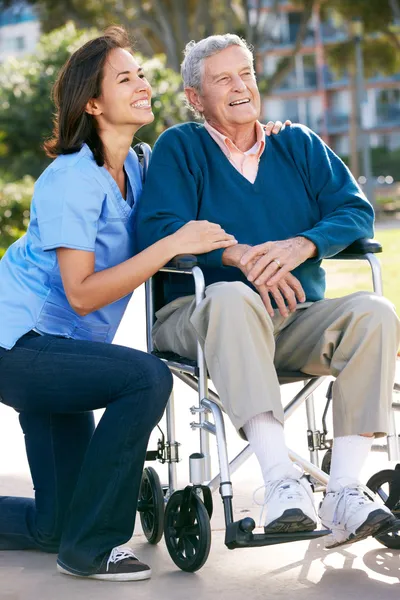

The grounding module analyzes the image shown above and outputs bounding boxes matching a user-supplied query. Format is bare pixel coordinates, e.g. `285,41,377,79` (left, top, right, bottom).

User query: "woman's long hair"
44,26,131,166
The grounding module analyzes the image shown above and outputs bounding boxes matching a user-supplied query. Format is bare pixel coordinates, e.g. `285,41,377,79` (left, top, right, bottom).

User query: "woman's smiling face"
89,47,154,132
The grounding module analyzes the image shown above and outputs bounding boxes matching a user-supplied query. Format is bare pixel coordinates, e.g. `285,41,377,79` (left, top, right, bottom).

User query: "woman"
0,26,238,582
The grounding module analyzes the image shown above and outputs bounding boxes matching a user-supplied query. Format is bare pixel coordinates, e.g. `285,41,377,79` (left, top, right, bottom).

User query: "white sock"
243,411,293,483
327,435,374,492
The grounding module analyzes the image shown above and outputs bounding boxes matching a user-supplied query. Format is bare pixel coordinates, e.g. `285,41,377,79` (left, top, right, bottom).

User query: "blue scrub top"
0,143,143,350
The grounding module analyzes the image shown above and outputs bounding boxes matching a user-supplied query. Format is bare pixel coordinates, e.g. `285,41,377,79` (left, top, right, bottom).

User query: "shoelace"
106,546,138,572
331,484,376,526
253,478,304,526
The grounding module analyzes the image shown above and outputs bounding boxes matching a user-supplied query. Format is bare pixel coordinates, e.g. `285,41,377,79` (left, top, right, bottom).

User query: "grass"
324,227,400,316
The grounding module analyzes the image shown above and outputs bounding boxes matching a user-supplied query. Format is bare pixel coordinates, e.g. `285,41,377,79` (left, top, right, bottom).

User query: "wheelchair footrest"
225,518,330,549
375,518,400,538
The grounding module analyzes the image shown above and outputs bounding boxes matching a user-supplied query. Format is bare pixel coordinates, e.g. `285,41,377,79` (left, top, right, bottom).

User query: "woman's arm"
57,220,236,316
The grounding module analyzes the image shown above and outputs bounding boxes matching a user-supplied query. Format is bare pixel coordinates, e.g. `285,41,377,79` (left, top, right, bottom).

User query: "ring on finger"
273,258,282,269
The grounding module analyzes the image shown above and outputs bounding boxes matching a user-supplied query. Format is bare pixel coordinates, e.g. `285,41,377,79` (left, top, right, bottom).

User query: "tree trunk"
349,65,360,180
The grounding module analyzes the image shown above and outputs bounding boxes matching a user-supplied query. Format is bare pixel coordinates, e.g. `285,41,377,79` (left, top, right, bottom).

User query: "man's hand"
256,273,305,318
264,120,292,136
222,244,306,317
239,237,317,288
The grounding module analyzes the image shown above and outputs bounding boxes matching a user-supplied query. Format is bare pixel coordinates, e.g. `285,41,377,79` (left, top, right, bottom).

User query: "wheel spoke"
183,535,196,559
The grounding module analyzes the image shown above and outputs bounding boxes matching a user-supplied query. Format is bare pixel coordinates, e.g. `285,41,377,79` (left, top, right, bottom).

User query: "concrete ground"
1,286,400,599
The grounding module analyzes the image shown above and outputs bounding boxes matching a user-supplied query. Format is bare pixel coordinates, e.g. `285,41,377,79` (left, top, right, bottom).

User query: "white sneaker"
319,483,396,549
259,473,318,533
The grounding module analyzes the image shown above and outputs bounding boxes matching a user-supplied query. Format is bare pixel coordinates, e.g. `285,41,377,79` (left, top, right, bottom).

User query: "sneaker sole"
264,509,317,534
57,563,152,581
325,509,396,549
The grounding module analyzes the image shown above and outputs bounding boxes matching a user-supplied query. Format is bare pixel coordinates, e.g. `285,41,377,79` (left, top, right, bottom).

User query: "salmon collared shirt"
204,120,266,183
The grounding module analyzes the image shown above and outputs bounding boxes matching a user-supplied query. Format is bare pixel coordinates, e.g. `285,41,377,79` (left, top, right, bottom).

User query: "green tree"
1,0,320,88
0,176,34,256
0,22,186,181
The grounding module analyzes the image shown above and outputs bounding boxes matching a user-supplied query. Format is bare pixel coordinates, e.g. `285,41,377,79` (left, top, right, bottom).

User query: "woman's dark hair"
44,26,132,166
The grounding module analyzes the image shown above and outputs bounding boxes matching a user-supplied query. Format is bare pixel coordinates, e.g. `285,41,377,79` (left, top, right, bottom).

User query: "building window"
302,54,317,88
2,36,26,51
15,36,25,50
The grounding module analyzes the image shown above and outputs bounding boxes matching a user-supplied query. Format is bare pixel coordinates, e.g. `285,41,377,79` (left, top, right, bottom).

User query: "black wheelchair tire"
367,469,400,550
321,448,332,475
138,467,165,545
164,489,211,572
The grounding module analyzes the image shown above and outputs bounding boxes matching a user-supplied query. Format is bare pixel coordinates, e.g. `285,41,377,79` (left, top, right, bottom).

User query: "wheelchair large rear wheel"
164,489,211,572
138,467,165,544
367,468,400,550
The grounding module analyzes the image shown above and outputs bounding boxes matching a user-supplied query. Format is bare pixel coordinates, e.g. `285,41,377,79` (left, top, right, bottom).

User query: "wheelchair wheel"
367,469,400,550
138,467,165,545
321,448,332,475
164,489,211,572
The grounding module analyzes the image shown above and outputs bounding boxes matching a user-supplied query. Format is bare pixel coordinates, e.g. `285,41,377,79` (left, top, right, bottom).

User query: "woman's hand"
264,120,292,136
171,220,237,255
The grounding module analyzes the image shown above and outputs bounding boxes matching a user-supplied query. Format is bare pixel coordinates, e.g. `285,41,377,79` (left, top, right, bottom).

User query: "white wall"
0,20,40,62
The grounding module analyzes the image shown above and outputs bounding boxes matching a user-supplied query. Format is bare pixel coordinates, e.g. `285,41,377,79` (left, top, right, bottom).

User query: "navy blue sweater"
136,122,374,305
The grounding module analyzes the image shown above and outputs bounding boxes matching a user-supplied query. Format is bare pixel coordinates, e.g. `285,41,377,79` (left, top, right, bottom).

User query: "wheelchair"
132,147,400,570
136,239,400,572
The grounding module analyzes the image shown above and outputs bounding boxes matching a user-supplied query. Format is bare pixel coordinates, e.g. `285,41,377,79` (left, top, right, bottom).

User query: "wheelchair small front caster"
164,488,211,572
367,466,400,550
138,466,165,544
321,448,332,475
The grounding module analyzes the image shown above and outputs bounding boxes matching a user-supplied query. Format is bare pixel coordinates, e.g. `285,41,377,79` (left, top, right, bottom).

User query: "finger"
269,286,289,317
212,232,236,241
284,119,292,126
285,273,306,303
257,285,274,318
278,281,297,313
207,222,224,232
213,239,238,249
264,121,275,136
272,120,283,134
247,253,279,283
266,264,294,286
240,243,270,267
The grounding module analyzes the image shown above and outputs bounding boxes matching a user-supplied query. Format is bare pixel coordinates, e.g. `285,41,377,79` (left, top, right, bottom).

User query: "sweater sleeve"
135,127,225,267
291,125,374,260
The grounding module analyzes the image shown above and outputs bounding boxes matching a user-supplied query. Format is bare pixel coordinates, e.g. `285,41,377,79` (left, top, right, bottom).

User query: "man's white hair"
181,34,254,94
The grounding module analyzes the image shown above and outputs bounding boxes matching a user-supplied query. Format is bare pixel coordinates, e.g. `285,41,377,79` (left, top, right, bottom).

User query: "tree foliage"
1,0,321,89
0,176,33,256
0,22,186,181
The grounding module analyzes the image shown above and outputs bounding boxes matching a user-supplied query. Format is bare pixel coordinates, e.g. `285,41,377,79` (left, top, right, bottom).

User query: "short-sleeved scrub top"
0,143,143,350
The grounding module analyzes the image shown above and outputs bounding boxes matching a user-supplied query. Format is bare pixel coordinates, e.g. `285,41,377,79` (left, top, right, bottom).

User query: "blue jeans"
0,331,172,575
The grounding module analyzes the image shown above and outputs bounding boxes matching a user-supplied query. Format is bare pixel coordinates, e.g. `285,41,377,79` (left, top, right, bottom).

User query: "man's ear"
85,98,102,116
185,87,204,114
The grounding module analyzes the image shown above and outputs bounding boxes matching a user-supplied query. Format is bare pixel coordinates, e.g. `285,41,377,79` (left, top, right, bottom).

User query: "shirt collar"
204,120,266,160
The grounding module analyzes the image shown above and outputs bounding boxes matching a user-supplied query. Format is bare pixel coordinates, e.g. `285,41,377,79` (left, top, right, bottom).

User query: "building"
258,0,400,160
0,1,40,63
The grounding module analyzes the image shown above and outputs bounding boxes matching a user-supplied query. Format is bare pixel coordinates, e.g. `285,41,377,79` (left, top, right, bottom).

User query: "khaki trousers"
153,282,400,438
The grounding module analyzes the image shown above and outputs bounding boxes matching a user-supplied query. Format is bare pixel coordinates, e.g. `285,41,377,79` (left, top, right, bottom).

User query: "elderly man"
136,34,400,548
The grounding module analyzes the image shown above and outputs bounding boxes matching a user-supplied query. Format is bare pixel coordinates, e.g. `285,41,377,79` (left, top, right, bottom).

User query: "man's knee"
351,292,398,326
205,281,261,314
347,293,400,348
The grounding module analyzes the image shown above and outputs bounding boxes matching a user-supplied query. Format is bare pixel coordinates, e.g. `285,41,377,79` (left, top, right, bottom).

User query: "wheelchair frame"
142,239,400,557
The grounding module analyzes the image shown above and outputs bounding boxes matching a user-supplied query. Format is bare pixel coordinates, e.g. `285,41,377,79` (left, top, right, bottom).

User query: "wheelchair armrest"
328,238,382,260
165,254,198,269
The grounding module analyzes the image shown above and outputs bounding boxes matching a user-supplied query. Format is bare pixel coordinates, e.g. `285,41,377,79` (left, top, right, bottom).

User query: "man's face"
189,45,261,131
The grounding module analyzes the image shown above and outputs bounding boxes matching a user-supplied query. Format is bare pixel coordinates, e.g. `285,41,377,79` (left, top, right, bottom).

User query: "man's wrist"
295,236,317,259
222,243,251,267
